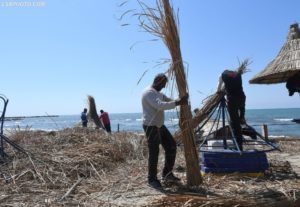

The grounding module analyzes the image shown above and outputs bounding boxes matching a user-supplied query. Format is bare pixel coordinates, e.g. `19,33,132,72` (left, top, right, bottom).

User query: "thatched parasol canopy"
249,23,300,84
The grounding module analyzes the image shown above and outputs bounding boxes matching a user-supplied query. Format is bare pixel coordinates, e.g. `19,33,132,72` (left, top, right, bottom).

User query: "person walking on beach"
142,73,189,189
217,69,246,151
81,108,88,127
99,110,111,133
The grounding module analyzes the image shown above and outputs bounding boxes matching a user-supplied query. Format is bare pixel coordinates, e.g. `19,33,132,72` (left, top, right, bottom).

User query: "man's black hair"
153,73,167,84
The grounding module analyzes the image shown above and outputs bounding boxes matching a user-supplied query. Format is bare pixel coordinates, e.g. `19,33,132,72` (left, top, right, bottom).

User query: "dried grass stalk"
136,0,202,186
60,177,83,201
87,95,103,128
236,58,251,75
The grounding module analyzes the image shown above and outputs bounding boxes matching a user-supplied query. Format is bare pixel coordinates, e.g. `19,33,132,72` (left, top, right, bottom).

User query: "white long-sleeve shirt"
142,87,176,127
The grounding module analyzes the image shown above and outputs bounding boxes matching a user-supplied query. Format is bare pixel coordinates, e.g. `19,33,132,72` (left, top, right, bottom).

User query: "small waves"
269,135,290,139
3,110,300,136
274,118,293,122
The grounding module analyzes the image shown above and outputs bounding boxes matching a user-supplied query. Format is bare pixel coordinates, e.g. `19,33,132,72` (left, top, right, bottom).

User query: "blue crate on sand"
200,150,269,176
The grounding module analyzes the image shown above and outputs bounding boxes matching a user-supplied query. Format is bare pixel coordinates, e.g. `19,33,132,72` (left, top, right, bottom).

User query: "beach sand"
0,127,300,206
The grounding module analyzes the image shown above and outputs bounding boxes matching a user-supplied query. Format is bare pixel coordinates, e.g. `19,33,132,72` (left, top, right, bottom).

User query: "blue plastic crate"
200,150,269,175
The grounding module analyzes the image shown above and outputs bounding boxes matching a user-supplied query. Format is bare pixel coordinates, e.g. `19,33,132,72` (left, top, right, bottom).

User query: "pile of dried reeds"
0,129,300,206
150,142,300,206
136,0,202,186
0,127,147,206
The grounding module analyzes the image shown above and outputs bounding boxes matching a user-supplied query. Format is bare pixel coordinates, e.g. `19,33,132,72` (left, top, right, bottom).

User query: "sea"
3,108,300,138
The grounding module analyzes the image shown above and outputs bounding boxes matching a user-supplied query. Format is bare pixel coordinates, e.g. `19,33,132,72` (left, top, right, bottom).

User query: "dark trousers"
143,125,177,182
82,121,87,127
227,95,246,150
104,124,111,133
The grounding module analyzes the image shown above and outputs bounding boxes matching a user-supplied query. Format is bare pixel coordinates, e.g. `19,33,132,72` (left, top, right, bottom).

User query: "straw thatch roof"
249,23,300,84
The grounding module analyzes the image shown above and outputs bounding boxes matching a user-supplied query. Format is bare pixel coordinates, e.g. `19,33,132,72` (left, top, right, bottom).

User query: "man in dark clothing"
99,110,111,133
217,70,246,151
286,73,300,96
81,108,88,127
142,73,188,189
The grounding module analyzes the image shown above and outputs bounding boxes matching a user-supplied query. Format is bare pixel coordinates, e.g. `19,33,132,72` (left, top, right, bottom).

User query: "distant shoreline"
4,115,59,121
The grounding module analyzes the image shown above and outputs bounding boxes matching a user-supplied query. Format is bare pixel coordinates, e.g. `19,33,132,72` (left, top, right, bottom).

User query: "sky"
0,0,300,116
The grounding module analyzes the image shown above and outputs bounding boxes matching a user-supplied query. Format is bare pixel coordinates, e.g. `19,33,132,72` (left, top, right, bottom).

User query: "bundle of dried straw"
87,95,104,129
136,0,202,186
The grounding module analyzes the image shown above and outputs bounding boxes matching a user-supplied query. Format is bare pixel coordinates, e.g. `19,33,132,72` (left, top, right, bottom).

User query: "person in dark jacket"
81,108,88,127
286,73,300,96
217,70,246,150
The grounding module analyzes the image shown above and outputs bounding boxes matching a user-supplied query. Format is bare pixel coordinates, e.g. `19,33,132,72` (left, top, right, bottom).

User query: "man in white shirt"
142,73,188,189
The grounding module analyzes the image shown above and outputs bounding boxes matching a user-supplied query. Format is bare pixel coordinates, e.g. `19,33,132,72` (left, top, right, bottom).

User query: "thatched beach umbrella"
249,23,300,84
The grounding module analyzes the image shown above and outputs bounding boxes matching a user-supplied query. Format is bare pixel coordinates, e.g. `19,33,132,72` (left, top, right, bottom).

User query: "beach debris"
59,177,83,201
0,128,299,206
0,94,28,159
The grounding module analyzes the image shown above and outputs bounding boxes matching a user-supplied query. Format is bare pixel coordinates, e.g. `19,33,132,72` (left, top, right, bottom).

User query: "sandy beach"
0,127,300,206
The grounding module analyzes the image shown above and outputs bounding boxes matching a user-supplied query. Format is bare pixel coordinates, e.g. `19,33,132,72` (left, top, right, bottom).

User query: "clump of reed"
0,128,300,206
87,95,104,129
0,127,147,206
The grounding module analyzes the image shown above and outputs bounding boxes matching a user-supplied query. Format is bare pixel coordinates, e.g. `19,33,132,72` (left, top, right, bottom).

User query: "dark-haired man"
142,73,188,189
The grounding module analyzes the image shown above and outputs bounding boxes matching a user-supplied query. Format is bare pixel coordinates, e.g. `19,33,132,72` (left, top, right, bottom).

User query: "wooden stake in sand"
136,0,202,186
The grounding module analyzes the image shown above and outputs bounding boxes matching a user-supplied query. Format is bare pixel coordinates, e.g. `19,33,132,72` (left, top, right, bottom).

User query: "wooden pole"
162,0,202,186
262,124,269,140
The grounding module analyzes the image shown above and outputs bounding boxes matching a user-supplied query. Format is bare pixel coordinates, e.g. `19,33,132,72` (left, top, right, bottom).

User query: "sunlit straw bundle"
136,0,202,186
87,95,104,129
